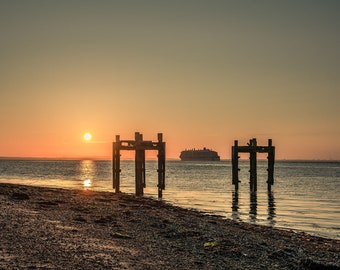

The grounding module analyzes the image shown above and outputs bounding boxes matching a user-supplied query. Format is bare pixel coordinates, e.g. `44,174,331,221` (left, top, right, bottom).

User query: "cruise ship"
179,147,220,161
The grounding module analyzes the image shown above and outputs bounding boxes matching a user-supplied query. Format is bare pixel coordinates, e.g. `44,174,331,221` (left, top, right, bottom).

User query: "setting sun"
83,133,92,141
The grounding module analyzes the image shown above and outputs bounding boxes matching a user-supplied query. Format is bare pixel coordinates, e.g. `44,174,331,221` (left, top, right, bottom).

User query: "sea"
0,159,339,240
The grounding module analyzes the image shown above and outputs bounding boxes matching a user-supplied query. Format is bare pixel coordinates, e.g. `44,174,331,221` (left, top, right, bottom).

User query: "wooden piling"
249,138,257,192
231,138,275,191
267,139,275,189
231,140,239,190
112,132,166,198
157,133,166,198
112,142,115,189
134,132,145,196
112,135,121,193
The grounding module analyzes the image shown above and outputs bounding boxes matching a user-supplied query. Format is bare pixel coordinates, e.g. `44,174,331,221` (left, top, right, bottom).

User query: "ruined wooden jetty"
232,138,275,191
112,132,166,198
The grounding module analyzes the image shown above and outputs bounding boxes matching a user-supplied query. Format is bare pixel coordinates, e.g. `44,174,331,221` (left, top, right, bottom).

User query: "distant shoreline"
1,157,339,162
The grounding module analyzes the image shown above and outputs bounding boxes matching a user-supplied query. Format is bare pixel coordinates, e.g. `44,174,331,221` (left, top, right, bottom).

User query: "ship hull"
180,156,220,161
179,148,220,161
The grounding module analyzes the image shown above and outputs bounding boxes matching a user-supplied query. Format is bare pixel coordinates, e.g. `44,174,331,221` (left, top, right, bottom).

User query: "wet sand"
0,183,339,269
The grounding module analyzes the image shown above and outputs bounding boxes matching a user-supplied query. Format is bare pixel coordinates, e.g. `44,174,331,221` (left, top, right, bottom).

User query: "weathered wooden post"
141,148,146,188
232,140,240,190
267,139,275,190
112,136,116,191
157,133,166,198
135,132,145,196
112,135,121,193
231,138,275,191
112,132,166,198
249,138,257,192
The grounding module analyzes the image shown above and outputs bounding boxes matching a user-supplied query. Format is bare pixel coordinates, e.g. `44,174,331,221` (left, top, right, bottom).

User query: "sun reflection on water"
83,179,92,188
80,160,95,189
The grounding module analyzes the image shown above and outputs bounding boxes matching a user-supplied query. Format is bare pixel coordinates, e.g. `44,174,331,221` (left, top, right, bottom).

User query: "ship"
179,147,220,161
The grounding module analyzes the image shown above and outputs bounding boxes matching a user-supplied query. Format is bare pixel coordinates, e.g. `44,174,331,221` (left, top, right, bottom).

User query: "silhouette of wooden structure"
232,138,275,191
112,132,166,198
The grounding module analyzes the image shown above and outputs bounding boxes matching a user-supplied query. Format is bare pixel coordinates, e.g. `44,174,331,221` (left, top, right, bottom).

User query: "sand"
0,183,339,269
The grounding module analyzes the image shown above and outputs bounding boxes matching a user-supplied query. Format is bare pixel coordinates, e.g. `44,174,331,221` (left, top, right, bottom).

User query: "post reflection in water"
231,190,239,221
231,189,276,224
249,191,257,221
80,160,95,189
267,190,276,226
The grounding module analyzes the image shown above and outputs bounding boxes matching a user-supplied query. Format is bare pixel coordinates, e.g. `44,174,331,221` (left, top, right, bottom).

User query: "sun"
83,133,92,141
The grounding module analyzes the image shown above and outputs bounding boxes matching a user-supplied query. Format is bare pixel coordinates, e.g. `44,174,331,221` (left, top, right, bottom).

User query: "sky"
1,0,339,160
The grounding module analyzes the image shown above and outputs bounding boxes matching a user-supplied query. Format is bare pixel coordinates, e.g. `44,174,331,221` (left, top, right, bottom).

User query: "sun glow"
83,133,92,141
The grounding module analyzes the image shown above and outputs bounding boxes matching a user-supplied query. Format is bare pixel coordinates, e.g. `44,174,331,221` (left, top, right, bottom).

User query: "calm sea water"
0,159,339,240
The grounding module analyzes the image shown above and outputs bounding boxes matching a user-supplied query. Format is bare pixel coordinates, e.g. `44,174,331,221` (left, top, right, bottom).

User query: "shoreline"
1,183,339,269
1,157,340,162
1,178,338,241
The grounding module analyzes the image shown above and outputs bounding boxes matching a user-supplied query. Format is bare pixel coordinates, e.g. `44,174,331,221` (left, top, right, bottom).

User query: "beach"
0,183,339,270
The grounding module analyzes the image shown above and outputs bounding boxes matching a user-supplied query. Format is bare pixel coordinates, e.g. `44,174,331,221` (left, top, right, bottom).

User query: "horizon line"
0,156,339,162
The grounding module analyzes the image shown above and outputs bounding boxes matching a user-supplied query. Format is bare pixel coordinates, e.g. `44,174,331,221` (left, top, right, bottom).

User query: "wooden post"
134,132,139,196
232,140,239,190
135,132,144,196
157,133,166,198
249,138,257,192
112,141,116,189
267,139,275,189
141,149,146,188
113,135,121,193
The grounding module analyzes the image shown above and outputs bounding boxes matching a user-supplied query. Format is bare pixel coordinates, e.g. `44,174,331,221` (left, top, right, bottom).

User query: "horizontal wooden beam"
236,146,275,153
119,146,163,151
117,143,163,150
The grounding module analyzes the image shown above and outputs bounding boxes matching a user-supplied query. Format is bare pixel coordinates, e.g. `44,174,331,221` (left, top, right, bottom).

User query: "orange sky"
1,1,339,160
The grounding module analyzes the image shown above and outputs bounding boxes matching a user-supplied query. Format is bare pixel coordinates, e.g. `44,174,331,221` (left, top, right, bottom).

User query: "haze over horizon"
1,1,339,160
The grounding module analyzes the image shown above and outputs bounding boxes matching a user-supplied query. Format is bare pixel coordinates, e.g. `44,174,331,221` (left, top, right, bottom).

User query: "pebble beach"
1,183,339,269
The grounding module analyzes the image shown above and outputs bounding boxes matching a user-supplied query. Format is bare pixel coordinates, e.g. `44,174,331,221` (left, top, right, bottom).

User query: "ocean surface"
0,159,339,240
